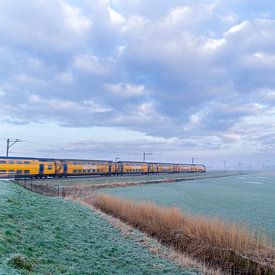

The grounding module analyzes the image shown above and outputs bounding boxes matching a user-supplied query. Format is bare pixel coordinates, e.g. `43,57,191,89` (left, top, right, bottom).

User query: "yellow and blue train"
0,157,206,179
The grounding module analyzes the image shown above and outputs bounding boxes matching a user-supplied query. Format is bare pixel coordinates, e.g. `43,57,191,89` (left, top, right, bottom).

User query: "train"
0,157,206,179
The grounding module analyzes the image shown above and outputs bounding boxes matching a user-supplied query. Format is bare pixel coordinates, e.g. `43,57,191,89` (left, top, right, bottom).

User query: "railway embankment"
14,171,242,198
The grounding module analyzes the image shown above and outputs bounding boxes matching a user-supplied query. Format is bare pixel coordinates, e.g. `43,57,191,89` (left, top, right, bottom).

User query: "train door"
115,162,122,174
63,163,68,177
55,161,64,177
108,163,112,174
39,164,44,177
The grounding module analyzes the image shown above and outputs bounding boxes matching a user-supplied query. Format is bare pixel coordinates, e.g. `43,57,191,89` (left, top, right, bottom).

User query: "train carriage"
117,161,149,174
0,158,39,178
156,163,175,173
0,157,57,178
177,164,192,172
192,164,206,172
66,160,115,176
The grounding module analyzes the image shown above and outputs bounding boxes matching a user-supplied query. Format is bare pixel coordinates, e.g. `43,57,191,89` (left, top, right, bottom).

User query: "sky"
0,0,275,169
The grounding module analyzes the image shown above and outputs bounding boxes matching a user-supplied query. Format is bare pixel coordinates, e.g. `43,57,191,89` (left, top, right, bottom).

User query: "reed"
93,194,275,274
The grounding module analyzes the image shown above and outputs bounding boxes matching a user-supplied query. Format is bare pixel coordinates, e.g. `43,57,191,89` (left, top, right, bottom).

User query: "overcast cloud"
0,0,275,168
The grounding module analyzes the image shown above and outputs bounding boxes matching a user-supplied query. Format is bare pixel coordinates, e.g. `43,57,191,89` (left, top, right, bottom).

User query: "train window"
24,170,30,174
48,165,52,170
97,169,100,172
8,170,15,173
0,161,6,164
87,169,91,173
83,169,87,173
0,170,6,173
16,161,23,164
92,169,96,173
78,170,82,173
8,161,15,164
16,170,22,174
73,169,77,173
24,161,30,164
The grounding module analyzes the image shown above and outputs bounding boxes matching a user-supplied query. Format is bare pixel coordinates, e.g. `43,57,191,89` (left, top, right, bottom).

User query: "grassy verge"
0,181,196,274
93,194,275,274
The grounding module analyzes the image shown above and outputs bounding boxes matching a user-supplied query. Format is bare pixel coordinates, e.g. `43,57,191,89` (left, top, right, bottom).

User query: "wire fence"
15,178,65,197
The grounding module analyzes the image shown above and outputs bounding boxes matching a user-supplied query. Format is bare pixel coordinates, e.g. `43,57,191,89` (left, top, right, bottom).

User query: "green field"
0,180,198,274
103,172,275,242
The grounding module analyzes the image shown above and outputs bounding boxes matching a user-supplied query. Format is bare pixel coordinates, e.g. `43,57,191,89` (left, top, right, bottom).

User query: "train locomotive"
0,157,206,179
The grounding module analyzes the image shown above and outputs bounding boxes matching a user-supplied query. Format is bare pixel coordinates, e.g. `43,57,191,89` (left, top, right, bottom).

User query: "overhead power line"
6,138,22,157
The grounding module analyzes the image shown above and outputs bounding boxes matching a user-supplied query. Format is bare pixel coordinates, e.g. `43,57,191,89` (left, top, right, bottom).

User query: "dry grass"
93,194,275,274
81,195,221,274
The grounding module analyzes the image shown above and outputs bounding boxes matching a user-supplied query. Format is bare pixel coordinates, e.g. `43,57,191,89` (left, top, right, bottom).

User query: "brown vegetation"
93,194,275,274
78,196,221,274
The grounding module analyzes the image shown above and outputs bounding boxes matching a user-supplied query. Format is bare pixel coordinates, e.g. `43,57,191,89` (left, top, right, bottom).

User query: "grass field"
0,180,198,274
103,172,275,241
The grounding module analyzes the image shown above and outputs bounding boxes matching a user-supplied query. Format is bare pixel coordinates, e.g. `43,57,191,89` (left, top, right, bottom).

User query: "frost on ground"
0,180,196,274
71,194,220,275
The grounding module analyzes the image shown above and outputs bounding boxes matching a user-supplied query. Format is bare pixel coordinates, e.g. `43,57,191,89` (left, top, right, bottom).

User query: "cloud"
73,54,113,75
0,0,92,52
104,83,145,97
1,0,275,163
